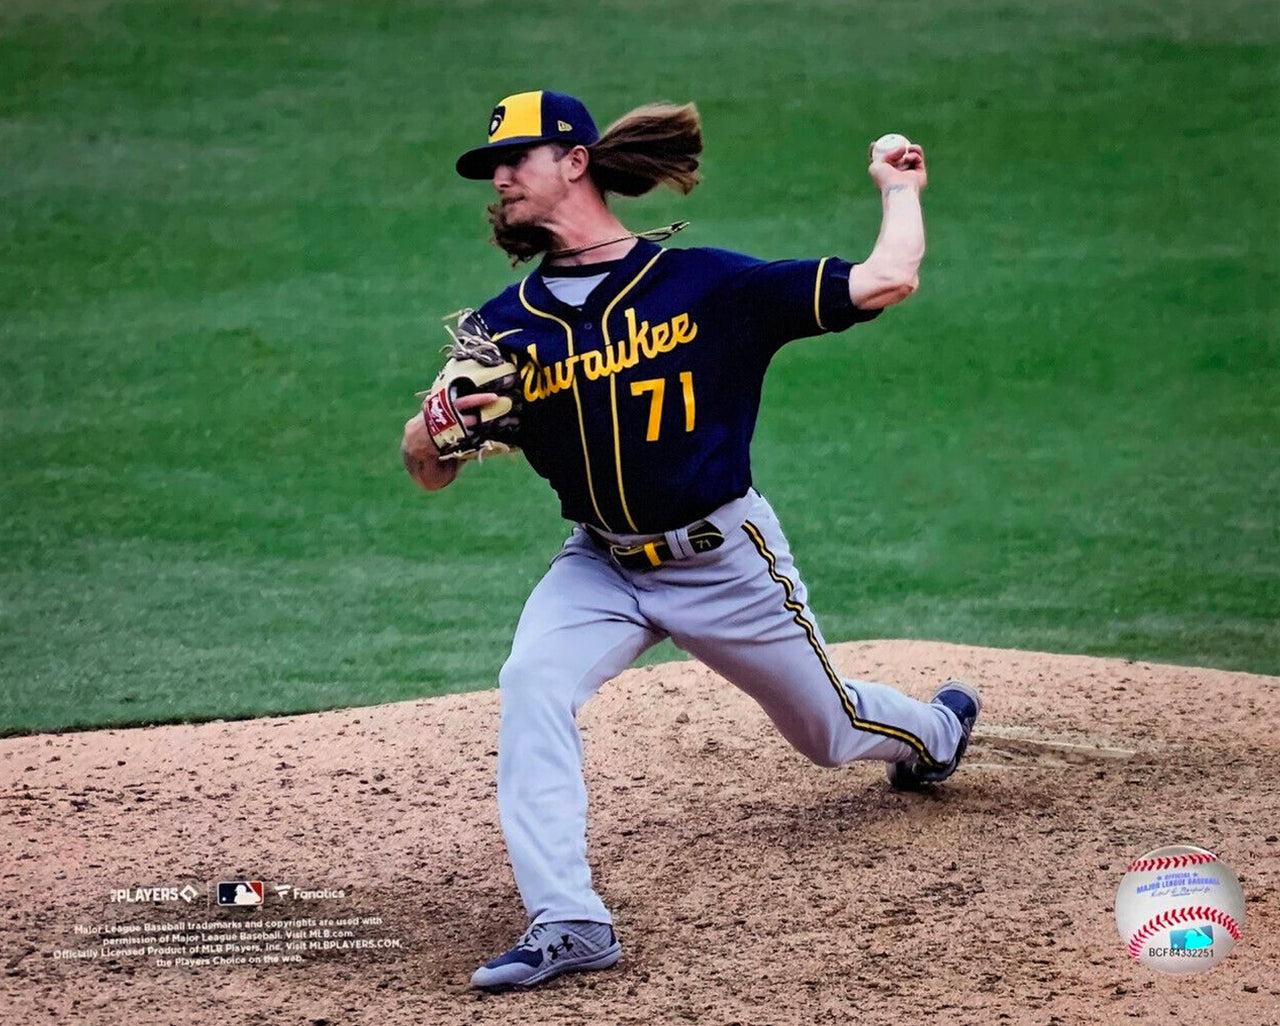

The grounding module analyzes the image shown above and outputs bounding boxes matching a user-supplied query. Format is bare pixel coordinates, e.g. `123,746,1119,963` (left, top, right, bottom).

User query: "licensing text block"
53,917,404,968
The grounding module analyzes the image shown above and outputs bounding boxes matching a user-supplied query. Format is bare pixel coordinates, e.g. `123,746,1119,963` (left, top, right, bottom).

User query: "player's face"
490,144,572,228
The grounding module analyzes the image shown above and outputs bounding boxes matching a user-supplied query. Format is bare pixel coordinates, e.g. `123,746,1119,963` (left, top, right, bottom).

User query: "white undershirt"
541,273,610,309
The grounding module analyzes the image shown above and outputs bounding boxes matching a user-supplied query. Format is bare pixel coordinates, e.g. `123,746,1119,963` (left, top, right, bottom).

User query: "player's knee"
498,651,562,710
804,747,844,770
498,652,534,699
790,728,845,769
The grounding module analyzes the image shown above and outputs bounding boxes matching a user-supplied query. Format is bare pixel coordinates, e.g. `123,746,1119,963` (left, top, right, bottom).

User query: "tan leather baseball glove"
417,309,524,462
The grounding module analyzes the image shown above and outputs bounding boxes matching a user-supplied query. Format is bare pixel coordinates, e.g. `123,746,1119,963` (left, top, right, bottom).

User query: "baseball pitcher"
400,90,981,991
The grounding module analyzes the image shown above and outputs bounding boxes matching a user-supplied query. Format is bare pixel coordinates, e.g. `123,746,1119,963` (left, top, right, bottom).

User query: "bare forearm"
872,183,925,278
849,183,925,309
401,420,460,491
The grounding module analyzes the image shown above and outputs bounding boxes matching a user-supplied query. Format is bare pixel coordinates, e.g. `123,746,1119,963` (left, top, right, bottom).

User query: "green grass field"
2,0,1277,734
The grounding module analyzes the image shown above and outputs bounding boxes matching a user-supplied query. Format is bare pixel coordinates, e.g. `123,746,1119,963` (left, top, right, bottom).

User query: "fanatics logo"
217,880,264,906
425,392,457,434
489,105,506,137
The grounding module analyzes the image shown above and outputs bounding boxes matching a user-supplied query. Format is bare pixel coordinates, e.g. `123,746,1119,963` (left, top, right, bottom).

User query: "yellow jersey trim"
608,376,634,528
741,520,946,769
813,257,829,331
518,278,612,531
602,249,666,531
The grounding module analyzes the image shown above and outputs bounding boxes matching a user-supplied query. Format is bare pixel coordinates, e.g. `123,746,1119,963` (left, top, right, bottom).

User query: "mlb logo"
424,392,457,434
1170,926,1213,950
217,880,265,907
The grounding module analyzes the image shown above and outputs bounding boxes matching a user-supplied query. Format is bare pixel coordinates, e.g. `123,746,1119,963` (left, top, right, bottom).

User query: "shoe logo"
546,934,576,961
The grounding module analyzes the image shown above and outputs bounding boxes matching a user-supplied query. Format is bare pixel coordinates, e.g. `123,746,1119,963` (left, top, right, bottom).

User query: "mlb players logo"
217,880,264,906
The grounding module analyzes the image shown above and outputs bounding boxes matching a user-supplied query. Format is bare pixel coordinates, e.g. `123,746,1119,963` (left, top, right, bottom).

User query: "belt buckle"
608,538,664,570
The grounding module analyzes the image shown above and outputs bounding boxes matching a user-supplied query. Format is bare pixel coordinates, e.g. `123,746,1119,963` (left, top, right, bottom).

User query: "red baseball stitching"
1126,851,1218,873
1126,905,1242,960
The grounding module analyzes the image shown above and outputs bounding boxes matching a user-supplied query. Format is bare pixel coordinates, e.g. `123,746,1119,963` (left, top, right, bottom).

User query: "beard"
486,198,555,266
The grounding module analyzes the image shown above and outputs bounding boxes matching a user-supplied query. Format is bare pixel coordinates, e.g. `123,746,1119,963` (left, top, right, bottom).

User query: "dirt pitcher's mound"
2,641,1278,1025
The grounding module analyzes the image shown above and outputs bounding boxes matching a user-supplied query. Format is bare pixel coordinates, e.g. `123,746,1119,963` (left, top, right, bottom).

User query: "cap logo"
488,105,506,138
557,120,572,132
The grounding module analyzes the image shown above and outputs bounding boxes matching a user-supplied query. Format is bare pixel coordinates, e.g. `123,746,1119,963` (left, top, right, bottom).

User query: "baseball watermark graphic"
1114,844,1246,975
49,877,405,970
270,883,349,901
53,916,404,968
217,880,265,907
108,884,200,904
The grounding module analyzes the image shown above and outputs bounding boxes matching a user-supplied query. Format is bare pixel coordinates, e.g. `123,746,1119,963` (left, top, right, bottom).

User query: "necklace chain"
547,221,690,260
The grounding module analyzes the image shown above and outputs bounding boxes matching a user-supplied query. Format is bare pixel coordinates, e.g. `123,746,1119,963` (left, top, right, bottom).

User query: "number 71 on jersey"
630,372,695,441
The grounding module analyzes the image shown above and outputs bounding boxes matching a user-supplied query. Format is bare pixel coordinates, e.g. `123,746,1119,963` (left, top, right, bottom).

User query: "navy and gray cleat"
887,680,982,792
470,920,622,991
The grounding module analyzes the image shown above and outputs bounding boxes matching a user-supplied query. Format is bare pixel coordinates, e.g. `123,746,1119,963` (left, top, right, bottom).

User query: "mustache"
492,197,524,221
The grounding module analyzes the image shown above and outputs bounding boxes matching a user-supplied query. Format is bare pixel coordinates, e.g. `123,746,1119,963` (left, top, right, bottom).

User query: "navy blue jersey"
478,239,879,533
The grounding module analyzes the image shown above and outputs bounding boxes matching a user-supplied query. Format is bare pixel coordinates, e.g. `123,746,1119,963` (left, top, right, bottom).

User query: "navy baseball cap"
455,90,599,179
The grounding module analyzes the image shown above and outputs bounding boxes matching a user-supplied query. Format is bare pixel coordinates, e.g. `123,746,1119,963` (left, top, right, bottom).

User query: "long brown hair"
488,101,703,264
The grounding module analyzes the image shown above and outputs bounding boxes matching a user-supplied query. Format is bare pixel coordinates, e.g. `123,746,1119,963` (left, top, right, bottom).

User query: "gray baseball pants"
496,488,963,926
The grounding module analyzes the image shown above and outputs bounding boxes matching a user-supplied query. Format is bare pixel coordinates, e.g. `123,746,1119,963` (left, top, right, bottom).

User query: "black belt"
585,521,725,570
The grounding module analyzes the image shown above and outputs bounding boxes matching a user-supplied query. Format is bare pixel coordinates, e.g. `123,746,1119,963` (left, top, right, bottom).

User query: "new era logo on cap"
557,120,572,131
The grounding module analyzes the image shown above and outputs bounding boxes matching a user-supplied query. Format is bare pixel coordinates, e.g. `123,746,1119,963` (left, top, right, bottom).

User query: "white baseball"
1114,844,1246,975
869,133,912,164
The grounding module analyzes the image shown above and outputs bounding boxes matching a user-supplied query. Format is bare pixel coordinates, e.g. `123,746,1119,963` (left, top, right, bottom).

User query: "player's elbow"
878,269,918,304
849,254,921,307
850,265,919,311
412,472,450,493
415,464,461,492
401,440,459,492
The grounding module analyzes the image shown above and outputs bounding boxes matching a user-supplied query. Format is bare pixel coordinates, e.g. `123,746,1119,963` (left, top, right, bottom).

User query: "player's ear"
562,144,591,182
